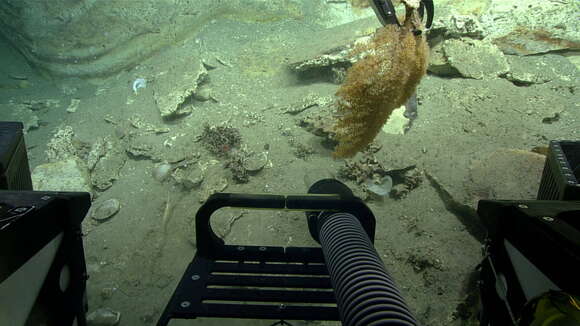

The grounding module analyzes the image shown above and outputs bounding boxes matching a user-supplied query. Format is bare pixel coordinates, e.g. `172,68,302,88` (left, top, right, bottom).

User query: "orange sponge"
333,7,429,158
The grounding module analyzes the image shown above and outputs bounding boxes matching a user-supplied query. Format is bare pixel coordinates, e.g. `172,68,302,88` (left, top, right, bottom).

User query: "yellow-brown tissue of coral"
332,10,429,158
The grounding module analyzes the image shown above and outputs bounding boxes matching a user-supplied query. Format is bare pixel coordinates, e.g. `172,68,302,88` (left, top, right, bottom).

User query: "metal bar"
207,274,332,288
205,288,336,303
212,262,328,275
186,303,340,321
217,245,325,263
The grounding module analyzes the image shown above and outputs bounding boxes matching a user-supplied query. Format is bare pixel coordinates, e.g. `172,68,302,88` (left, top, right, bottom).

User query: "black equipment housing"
157,192,377,326
1,121,90,326
0,122,32,191
0,190,91,326
476,140,580,326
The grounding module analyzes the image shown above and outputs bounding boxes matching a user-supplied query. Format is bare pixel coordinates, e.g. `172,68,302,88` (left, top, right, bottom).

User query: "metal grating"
537,140,580,200
157,245,339,326
0,122,32,191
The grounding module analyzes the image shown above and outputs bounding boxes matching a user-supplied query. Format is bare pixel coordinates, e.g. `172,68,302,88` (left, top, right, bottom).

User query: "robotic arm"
369,0,434,29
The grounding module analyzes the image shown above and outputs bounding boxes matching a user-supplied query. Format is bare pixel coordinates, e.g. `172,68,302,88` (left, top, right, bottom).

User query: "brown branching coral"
332,3,429,158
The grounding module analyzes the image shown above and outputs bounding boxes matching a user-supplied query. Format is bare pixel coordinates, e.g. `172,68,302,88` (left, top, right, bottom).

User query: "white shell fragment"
86,307,121,326
91,199,121,222
366,176,393,197
132,78,147,94
152,162,173,182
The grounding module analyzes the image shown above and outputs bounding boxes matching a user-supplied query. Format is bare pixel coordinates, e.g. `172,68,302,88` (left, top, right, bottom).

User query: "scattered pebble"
66,98,81,113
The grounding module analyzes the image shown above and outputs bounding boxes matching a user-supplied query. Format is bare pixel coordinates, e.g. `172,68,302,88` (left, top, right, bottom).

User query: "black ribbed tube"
318,212,418,326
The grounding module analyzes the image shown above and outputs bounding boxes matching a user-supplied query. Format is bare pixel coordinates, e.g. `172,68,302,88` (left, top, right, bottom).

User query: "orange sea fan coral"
332,5,429,158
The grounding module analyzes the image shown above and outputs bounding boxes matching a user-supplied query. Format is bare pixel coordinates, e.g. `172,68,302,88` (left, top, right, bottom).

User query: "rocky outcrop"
432,0,579,56
481,0,579,55
0,0,308,78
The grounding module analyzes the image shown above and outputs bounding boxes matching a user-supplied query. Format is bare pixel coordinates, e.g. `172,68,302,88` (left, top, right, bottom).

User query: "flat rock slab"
32,158,92,196
466,149,546,207
152,45,207,119
430,38,509,79
506,54,578,85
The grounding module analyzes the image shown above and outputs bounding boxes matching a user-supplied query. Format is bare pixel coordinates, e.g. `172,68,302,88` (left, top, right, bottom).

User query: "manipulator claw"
370,0,434,29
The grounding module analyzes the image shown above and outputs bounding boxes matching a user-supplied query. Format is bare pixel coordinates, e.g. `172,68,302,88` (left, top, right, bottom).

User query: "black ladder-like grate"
159,245,339,324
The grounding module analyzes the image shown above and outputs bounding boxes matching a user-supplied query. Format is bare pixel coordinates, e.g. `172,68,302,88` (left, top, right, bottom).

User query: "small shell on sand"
91,198,121,222
86,307,121,326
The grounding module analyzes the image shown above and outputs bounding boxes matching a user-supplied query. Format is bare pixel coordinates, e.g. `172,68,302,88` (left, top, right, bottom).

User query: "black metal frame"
0,190,90,326
0,121,33,191
157,193,376,326
537,140,580,200
476,199,580,325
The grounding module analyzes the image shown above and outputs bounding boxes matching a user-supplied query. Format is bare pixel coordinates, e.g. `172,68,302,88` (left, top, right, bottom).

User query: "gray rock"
32,159,92,196
172,168,204,190
90,138,126,191
286,17,379,82
125,142,155,160
505,54,578,85
445,38,509,79
45,126,77,162
87,138,108,172
91,199,120,222
198,162,228,202
429,38,509,79
428,42,461,77
430,14,486,39
153,56,207,118
289,51,353,73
